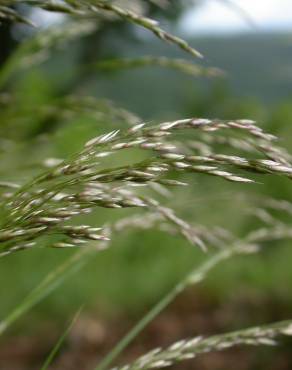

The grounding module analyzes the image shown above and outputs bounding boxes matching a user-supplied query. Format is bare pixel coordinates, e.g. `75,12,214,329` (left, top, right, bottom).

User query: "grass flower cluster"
1,117,290,257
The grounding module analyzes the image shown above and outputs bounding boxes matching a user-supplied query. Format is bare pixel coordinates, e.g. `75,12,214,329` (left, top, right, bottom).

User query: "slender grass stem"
0,248,94,335
95,247,236,370
40,306,83,370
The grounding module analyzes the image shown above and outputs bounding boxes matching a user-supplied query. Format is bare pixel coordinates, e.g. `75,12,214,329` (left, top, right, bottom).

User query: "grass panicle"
115,320,292,370
0,118,288,256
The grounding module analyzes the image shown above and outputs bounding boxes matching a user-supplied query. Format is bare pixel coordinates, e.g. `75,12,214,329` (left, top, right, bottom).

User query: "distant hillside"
89,33,292,118
191,33,292,103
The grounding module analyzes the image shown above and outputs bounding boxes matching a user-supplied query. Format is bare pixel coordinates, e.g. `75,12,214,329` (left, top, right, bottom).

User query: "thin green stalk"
40,306,83,370
95,247,235,370
0,248,94,335
91,57,222,78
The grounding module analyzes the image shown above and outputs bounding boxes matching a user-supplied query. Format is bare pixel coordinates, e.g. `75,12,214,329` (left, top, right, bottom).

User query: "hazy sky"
180,0,292,35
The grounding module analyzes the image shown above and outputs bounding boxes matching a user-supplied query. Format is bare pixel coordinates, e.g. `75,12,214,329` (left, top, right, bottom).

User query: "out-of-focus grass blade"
217,0,257,28
0,21,96,88
92,57,224,78
94,247,237,370
40,306,83,370
0,248,95,335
